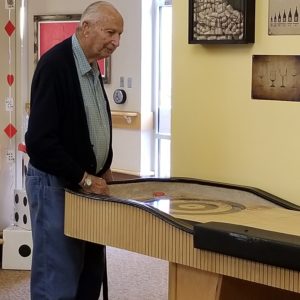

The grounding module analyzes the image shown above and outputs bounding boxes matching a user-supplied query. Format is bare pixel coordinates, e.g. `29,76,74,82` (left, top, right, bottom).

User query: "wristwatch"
83,176,92,188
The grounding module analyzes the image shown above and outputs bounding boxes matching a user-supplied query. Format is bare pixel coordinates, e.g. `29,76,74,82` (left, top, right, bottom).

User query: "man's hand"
80,173,110,195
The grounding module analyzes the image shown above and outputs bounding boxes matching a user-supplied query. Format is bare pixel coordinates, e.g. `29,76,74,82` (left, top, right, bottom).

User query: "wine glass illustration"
257,64,266,87
269,69,276,87
291,67,297,88
279,66,287,87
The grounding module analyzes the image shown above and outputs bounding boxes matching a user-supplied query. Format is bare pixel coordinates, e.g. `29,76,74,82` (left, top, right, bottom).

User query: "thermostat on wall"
113,89,127,104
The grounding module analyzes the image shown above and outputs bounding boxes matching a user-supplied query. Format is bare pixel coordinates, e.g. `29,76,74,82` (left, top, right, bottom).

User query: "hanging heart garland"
7,74,14,86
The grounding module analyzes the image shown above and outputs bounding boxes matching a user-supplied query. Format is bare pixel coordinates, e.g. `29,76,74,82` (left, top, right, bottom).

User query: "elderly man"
25,2,123,299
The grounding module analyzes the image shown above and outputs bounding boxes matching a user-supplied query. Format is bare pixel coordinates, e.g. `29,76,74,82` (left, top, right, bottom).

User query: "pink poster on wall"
39,21,78,57
38,20,108,82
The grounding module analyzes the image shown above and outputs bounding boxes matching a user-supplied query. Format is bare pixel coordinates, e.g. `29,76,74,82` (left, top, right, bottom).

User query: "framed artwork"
269,0,300,35
33,14,111,84
188,0,256,44
252,55,300,102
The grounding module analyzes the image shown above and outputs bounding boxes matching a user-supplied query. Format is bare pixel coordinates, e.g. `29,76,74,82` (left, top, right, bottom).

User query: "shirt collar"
72,34,99,76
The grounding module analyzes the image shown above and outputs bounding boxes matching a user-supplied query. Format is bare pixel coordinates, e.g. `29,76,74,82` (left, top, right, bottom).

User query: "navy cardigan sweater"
25,37,113,186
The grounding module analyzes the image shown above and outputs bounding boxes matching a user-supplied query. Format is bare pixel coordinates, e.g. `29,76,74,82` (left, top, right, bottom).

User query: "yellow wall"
172,1,300,204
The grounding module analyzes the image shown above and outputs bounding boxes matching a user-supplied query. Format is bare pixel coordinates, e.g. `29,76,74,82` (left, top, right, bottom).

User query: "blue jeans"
26,163,105,300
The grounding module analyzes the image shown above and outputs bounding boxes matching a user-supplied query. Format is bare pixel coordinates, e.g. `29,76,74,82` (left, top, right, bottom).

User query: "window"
154,0,172,177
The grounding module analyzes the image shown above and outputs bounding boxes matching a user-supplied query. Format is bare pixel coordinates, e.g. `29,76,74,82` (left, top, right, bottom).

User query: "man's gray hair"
80,1,113,25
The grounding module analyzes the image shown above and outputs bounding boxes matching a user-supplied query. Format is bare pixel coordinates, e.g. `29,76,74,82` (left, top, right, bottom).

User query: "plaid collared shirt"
72,34,110,173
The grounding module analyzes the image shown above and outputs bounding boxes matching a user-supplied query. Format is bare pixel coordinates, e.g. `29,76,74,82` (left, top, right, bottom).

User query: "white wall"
0,0,154,229
112,0,155,176
26,0,153,176
0,5,16,230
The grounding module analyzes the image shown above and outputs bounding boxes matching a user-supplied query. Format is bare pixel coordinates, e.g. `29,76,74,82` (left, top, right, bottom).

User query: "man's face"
83,13,123,62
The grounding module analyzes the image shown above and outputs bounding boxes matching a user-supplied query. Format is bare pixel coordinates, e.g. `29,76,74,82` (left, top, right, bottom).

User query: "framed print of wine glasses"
269,0,300,35
252,55,300,102
188,0,256,44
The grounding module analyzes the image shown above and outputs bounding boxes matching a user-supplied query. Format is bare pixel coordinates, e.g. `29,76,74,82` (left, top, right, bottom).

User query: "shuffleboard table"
64,178,300,300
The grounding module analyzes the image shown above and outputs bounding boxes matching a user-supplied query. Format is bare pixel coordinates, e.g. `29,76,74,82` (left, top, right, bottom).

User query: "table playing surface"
109,179,300,236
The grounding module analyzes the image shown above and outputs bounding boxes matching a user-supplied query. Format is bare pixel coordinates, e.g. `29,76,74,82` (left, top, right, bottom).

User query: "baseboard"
112,171,140,181
112,168,154,177
112,168,141,176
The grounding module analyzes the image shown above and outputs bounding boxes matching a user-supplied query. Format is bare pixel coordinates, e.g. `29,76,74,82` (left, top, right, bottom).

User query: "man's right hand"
79,173,110,195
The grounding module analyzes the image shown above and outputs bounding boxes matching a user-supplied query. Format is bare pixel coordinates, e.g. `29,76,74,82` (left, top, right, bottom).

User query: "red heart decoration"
18,143,27,153
7,74,14,86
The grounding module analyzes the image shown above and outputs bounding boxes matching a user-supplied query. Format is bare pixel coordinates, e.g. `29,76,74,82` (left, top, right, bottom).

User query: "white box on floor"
14,189,31,230
2,225,32,270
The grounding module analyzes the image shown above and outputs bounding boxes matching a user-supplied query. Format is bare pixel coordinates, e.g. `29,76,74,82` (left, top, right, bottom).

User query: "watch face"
113,89,127,104
84,177,92,187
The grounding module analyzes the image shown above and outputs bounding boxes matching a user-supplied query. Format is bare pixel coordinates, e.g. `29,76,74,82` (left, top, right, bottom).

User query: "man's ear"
82,21,90,37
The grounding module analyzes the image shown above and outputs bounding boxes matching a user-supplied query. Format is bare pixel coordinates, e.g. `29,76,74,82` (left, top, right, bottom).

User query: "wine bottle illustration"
294,7,298,22
288,9,292,22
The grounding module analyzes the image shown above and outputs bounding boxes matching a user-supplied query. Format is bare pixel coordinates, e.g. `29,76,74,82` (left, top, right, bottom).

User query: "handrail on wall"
111,111,138,124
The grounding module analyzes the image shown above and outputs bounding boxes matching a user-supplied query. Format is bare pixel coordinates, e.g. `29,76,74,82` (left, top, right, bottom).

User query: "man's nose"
111,34,121,47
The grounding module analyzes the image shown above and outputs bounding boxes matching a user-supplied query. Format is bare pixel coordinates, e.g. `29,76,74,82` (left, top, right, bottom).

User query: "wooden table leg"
168,263,222,300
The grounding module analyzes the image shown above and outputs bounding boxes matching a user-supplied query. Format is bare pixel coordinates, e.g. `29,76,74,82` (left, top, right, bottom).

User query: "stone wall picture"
188,0,256,44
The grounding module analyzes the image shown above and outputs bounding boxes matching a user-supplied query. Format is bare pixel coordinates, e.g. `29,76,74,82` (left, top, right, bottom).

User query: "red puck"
153,191,166,197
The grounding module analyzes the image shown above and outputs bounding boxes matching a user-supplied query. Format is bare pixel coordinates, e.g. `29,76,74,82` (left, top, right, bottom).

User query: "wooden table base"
169,263,300,300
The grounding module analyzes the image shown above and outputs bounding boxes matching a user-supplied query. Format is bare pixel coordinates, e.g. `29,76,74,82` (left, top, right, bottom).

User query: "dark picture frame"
188,0,256,44
33,14,111,83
